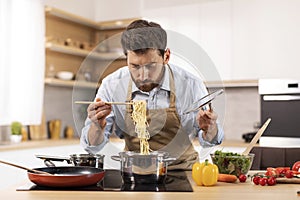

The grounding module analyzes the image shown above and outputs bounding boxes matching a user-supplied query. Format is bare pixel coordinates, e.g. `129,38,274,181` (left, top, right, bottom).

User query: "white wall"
94,0,142,21
231,0,300,80
44,0,96,19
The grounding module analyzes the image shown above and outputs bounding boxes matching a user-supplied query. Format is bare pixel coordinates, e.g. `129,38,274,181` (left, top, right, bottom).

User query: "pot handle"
163,157,177,163
35,155,72,167
44,159,56,167
111,155,121,162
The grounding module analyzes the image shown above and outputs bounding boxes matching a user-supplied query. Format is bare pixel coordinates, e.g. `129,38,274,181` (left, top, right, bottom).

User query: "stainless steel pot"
111,151,176,184
36,154,104,169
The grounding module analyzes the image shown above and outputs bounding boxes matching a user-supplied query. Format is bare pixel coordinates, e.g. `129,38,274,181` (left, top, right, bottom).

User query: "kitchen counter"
1,171,299,200
0,138,80,152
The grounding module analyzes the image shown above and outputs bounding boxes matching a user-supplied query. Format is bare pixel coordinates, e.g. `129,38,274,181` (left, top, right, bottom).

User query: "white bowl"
56,71,74,80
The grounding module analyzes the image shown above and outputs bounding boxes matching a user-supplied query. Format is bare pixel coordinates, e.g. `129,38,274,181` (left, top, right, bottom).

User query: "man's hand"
87,98,112,129
196,106,218,142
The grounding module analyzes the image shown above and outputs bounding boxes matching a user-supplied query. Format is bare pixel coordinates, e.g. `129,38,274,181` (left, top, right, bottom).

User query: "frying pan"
0,159,105,187
27,166,105,187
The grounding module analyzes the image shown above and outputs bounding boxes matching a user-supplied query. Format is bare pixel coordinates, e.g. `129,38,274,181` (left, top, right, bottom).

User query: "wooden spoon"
242,118,271,155
0,160,53,175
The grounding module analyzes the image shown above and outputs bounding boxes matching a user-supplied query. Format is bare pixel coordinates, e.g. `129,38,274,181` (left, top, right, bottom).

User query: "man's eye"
131,65,140,69
145,63,156,69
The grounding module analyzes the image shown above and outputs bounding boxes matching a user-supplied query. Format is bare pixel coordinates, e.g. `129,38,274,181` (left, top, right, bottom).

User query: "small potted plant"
10,121,23,143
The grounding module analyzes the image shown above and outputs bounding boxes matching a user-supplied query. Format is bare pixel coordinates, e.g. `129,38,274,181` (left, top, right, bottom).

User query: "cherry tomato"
252,176,260,185
285,170,294,178
259,177,267,186
267,177,276,186
239,174,247,182
265,170,276,177
292,161,300,172
275,167,290,177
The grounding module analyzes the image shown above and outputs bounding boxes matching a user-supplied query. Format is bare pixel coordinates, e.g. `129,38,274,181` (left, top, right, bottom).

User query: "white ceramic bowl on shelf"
56,71,74,80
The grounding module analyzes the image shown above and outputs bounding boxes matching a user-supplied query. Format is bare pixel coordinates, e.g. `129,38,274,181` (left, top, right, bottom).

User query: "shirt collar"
131,65,171,94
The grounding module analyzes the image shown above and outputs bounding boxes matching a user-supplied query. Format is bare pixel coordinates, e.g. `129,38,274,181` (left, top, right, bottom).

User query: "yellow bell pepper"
192,159,219,186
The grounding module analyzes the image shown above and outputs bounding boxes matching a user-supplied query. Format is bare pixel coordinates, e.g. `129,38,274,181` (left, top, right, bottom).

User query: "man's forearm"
88,123,105,146
202,123,218,142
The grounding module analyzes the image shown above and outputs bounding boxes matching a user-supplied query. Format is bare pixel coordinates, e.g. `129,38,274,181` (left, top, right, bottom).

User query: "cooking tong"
183,89,224,114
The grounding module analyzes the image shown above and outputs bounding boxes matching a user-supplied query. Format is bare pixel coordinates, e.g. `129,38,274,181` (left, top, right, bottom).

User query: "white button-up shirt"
81,64,224,154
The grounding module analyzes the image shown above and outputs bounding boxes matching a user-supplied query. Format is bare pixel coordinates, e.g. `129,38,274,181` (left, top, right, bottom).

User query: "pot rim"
69,153,105,159
118,151,170,158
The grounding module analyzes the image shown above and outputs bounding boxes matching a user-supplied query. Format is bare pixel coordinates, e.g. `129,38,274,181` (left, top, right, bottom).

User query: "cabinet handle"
263,95,300,101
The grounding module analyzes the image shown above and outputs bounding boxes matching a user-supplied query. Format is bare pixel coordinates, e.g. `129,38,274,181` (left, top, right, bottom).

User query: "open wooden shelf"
45,6,137,30
45,42,125,60
45,78,99,89
45,6,100,29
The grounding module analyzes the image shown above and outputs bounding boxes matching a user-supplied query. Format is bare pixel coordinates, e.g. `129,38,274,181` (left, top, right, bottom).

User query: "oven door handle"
263,95,300,101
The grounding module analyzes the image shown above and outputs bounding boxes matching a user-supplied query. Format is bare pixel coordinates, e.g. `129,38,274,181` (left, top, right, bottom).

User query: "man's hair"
121,19,167,57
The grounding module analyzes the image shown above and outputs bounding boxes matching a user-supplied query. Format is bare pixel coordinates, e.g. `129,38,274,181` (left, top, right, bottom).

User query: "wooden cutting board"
276,177,300,184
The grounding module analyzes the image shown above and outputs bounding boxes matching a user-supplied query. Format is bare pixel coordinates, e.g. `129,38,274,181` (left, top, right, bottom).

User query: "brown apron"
123,65,198,170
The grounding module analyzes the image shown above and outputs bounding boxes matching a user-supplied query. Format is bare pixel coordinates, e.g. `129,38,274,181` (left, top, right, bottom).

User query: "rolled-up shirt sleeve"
80,116,113,154
191,112,224,147
197,123,224,147
80,79,119,154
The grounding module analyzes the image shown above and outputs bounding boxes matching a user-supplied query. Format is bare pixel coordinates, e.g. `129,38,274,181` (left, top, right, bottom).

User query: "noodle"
131,100,150,154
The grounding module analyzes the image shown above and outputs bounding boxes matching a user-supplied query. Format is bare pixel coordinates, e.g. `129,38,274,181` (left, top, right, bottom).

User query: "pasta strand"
131,100,150,154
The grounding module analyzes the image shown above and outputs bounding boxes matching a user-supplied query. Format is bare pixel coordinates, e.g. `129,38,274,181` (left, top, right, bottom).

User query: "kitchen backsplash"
44,85,260,141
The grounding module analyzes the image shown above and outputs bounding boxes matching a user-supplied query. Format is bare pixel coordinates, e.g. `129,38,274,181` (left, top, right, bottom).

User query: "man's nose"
139,66,149,80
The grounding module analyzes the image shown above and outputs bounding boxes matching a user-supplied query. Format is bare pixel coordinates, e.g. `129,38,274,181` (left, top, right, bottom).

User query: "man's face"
127,49,165,92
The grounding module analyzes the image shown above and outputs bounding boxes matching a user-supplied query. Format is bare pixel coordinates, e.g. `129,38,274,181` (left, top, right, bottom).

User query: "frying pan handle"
111,155,121,162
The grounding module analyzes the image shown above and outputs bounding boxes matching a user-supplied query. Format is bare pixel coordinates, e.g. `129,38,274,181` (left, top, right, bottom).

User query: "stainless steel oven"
259,79,300,147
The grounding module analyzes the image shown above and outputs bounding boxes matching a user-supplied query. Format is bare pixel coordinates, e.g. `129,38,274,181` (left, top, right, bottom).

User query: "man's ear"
163,48,170,64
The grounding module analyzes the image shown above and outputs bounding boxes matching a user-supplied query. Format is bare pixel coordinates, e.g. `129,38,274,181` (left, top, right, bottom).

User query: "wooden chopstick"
74,101,133,105
106,102,133,105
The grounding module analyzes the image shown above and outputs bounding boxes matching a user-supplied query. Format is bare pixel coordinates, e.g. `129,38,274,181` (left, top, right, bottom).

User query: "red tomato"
259,177,267,186
267,167,279,176
239,174,247,182
253,176,260,185
285,170,294,178
265,170,276,177
267,177,276,186
292,161,300,172
266,167,276,171
275,167,290,176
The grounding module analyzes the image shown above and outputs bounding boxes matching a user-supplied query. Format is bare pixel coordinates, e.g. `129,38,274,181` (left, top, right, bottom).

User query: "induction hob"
17,169,193,192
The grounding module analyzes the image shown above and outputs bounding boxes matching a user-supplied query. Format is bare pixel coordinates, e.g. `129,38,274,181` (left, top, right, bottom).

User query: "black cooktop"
17,169,193,192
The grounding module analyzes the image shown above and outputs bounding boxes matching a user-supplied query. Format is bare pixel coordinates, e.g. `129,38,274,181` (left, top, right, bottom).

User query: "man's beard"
138,82,159,92
132,66,165,92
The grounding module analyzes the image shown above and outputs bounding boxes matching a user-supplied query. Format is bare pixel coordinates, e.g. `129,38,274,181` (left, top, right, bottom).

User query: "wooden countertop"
1,171,299,200
0,139,80,152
